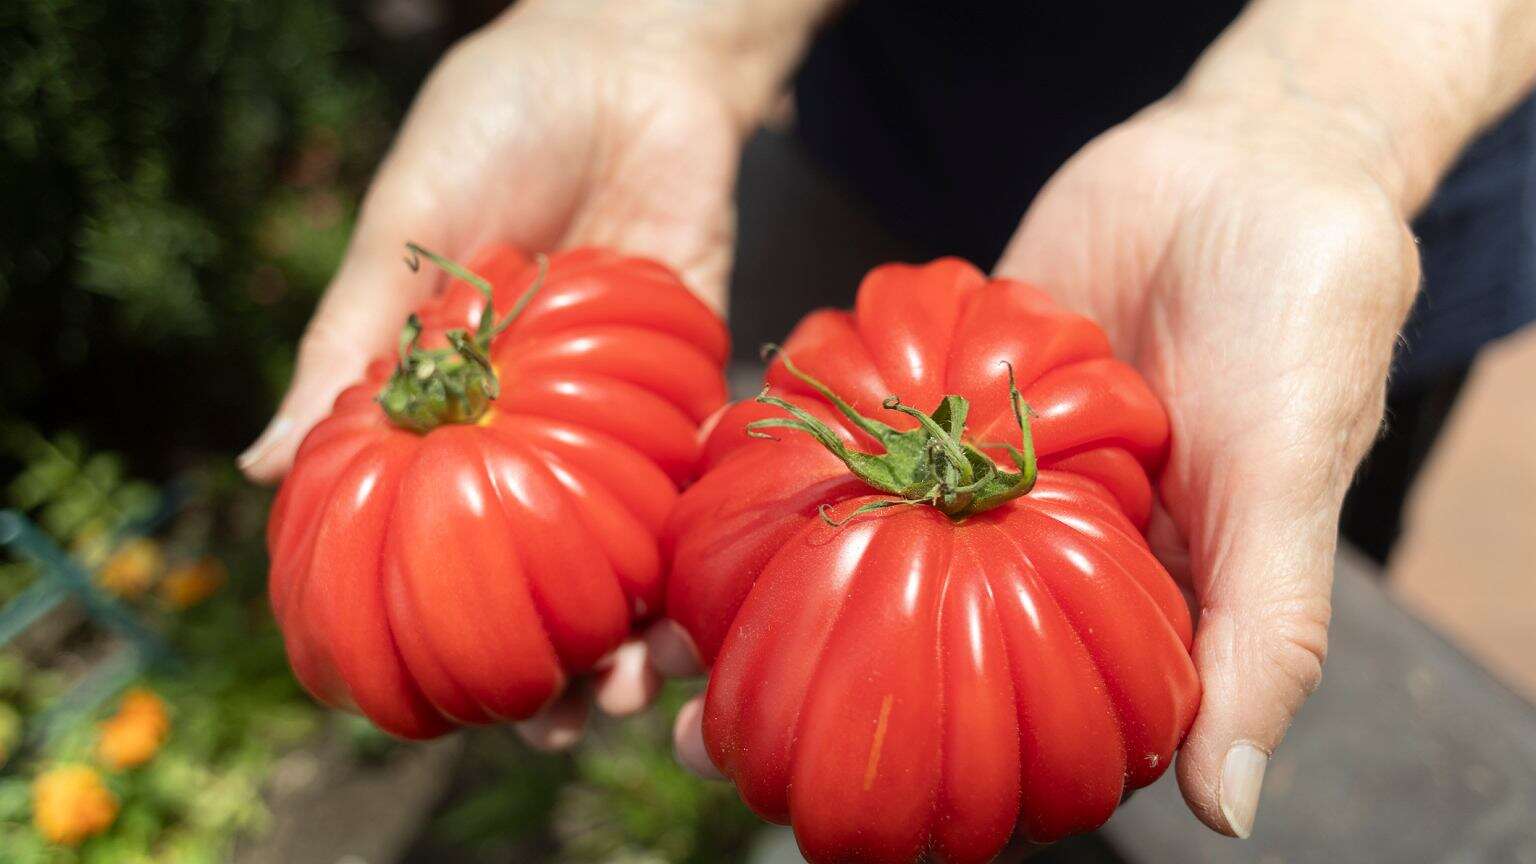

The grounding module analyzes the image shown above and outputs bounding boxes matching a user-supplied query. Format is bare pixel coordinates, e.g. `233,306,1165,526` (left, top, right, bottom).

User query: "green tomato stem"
377,245,548,434
747,352,1039,521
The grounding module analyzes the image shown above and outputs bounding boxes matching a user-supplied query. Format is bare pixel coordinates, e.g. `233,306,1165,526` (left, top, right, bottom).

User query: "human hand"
990,92,1420,837
659,0,1536,849
664,94,1421,820
994,0,1536,841
239,0,763,482
239,0,823,746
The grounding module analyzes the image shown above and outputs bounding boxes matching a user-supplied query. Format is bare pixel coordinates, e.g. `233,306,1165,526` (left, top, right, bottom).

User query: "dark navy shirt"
794,2,1536,391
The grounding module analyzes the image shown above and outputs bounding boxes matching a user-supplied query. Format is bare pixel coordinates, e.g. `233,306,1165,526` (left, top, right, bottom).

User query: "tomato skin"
664,259,1198,862
268,246,728,738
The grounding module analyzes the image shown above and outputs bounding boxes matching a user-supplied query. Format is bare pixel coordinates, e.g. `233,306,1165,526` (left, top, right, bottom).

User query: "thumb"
672,695,723,780
1174,470,1340,839
237,204,447,484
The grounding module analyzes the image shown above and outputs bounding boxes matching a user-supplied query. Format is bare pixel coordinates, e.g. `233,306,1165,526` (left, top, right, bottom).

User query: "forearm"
1177,0,1536,213
511,0,840,128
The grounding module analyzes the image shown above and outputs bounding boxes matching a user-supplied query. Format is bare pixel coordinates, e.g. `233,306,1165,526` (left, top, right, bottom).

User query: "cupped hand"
669,96,1421,829
991,94,1420,837
239,1,757,746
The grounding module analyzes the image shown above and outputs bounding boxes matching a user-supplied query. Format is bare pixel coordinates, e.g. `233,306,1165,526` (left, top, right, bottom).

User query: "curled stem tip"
405,242,493,299
378,243,548,433
747,351,1042,522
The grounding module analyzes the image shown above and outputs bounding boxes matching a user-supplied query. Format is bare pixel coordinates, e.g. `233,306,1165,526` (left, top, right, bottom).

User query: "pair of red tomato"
266,246,1199,862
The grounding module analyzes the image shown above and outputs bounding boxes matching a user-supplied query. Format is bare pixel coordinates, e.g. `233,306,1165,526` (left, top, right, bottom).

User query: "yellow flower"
96,688,170,770
33,765,118,846
157,557,226,609
96,538,163,598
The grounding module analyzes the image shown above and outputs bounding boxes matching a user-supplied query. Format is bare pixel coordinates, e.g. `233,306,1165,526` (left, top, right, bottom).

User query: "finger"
560,123,738,312
666,232,733,315
237,177,449,484
514,687,591,751
1145,502,1199,618
568,202,735,314
1174,474,1339,839
672,696,723,780
646,619,704,678
593,640,661,716
1144,502,1191,588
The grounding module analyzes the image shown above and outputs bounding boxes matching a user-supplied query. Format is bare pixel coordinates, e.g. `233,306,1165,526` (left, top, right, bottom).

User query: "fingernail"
646,619,704,678
238,416,294,472
515,717,582,752
674,698,723,780
594,642,656,716
538,722,582,751
1220,741,1269,838
514,690,589,752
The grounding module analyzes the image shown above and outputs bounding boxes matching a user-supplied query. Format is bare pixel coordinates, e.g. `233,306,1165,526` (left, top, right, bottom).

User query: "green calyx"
377,243,546,433
746,347,1039,524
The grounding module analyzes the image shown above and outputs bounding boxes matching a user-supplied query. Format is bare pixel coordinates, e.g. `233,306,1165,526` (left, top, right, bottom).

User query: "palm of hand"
240,10,751,745
241,10,745,482
995,101,1418,832
352,12,743,307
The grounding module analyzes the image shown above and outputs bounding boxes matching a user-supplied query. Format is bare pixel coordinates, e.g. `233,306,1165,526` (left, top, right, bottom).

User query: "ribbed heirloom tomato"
664,259,1200,863
267,244,728,739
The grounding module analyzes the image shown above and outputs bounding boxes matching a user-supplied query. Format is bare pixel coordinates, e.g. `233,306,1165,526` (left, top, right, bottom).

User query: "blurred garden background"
4,0,1535,862
0,1,763,861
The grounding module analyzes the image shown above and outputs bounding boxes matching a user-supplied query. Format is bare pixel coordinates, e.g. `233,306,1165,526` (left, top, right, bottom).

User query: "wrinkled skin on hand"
243,7,747,485
668,95,1421,845
994,96,1420,835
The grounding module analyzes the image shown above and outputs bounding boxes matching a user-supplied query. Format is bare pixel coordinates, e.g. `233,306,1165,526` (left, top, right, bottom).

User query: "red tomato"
664,259,1198,862
267,244,728,739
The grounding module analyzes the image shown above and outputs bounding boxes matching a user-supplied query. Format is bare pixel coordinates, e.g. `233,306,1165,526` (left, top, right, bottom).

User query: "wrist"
508,0,837,129
1151,86,1416,218
1171,0,1536,216
1119,92,1424,328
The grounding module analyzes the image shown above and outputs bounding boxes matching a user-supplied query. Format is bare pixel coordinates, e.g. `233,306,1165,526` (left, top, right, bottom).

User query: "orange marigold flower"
96,688,170,770
33,765,118,846
116,688,169,724
158,557,226,609
96,538,163,598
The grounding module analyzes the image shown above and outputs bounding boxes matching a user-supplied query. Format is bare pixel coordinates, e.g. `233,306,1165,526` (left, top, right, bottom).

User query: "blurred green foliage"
0,606,323,864
0,0,389,472
555,683,762,864
3,425,159,544
420,683,761,864
0,442,327,862
0,1,768,859
0,424,161,600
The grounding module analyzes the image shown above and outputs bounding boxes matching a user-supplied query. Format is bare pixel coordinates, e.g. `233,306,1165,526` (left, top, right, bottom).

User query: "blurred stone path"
1392,327,1536,701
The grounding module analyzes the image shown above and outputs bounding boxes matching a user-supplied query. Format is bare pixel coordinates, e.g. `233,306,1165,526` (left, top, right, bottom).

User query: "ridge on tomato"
267,243,728,739
663,258,1199,864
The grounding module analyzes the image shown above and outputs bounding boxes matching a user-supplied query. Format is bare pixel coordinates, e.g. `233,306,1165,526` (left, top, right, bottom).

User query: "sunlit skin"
242,0,1536,838
238,1,770,743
